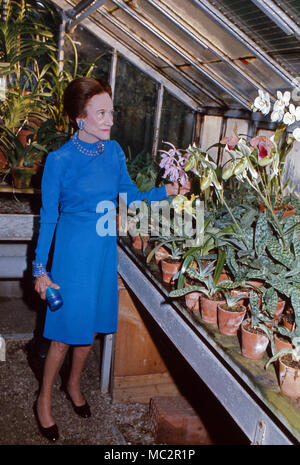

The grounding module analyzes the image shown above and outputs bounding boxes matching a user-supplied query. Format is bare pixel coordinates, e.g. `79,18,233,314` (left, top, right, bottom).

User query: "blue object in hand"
46,287,63,312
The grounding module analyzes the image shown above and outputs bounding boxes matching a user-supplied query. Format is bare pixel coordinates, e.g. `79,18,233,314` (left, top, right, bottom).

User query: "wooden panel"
112,373,181,404
114,276,169,377
111,276,180,403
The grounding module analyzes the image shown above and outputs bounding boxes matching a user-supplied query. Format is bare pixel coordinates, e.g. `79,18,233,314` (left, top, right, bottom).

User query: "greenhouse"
1,0,300,447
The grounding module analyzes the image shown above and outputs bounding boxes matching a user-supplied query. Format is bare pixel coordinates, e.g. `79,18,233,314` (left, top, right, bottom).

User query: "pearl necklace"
72,131,104,156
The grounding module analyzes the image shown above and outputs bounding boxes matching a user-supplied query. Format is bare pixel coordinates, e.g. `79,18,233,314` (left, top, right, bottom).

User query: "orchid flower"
253,90,271,115
293,127,300,142
283,104,300,126
250,136,274,159
271,107,284,123
159,142,189,185
275,90,291,109
220,135,238,150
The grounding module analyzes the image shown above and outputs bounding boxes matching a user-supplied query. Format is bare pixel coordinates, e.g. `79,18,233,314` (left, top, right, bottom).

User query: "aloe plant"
222,291,248,309
266,337,300,369
169,250,237,301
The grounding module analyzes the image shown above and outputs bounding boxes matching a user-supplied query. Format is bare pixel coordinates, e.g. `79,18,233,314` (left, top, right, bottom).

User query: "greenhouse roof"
52,0,300,111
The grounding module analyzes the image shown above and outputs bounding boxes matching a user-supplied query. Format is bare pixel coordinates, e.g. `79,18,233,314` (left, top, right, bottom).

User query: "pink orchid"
250,136,274,159
220,135,239,150
250,135,274,150
159,142,188,185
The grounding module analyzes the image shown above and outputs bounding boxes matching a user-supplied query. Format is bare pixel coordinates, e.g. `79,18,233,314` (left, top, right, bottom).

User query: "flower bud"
200,172,212,191
222,166,233,180
233,158,247,176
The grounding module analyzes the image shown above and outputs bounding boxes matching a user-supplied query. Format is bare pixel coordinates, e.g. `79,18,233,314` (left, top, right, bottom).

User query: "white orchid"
293,127,300,141
271,108,284,122
283,104,300,126
270,93,289,122
253,89,271,115
275,90,291,109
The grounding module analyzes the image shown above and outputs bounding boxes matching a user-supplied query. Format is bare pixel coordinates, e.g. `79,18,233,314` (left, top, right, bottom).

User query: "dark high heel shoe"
33,401,59,442
63,389,91,418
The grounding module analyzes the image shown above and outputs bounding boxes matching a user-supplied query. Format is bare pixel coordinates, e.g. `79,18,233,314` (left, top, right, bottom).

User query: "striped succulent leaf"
291,287,300,329
262,287,278,318
292,228,300,261
265,276,294,298
255,213,270,256
266,238,295,269
169,285,207,298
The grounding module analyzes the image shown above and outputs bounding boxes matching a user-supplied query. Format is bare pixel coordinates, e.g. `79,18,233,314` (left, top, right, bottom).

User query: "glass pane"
111,55,157,159
63,25,112,80
158,90,194,152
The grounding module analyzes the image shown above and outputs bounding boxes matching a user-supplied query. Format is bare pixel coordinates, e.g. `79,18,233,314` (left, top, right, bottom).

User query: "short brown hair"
63,77,112,129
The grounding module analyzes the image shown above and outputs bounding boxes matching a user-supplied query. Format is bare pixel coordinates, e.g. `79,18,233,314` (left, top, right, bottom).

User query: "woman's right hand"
34,275,60,301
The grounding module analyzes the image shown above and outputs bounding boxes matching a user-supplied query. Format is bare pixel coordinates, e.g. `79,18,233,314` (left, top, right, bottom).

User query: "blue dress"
34,137,168,345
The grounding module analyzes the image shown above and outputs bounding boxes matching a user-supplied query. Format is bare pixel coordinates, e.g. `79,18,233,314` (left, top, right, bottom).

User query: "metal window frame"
53,0,204,110
93,3,226,107
109,0,251,108
147,0,273,98
193,0,299,89
250,0,300,39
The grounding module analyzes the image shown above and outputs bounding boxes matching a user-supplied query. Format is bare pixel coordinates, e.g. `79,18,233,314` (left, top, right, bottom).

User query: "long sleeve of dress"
116,143,168,206
34,152,62,266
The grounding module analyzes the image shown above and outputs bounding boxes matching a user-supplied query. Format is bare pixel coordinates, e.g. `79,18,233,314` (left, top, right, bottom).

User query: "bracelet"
32,262,48,278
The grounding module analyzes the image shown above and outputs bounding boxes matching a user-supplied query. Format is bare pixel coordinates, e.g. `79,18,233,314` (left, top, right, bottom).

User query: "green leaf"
263,287,277,318
169,285,207,298
255,213,270,256
213,249,226,287
266,238,295,269
291,287,300,329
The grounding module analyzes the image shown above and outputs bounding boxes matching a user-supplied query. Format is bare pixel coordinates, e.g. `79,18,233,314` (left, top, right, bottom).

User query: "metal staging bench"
113,236,300,445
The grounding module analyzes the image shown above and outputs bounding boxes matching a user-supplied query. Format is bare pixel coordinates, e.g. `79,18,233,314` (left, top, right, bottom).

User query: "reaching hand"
165,179,192,196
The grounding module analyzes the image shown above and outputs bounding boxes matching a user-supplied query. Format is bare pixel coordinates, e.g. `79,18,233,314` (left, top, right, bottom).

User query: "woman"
33,77,191,441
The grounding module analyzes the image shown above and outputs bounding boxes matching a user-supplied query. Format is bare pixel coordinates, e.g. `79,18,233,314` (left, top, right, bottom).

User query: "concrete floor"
0,297,157,446
0,296,250,446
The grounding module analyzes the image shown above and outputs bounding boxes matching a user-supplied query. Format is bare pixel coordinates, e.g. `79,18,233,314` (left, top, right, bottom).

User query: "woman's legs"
37,340,69,427
67,339,95,406
36,336,95,427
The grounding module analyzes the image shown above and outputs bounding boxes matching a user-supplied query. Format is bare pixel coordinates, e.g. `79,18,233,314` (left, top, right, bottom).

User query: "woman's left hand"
165,179,192,196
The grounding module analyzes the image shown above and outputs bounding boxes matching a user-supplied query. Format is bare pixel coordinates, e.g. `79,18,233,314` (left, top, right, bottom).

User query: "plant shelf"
117,235,300,445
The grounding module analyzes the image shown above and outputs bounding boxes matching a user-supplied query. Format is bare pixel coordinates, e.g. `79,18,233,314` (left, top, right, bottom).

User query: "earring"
78,119,84,131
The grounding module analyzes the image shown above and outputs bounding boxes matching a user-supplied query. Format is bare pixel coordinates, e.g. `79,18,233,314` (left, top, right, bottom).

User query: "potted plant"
240,291,271,359
217,292,248,336
160,241,184,284
0,119,67,188
266,337,300,398
169,250,237,325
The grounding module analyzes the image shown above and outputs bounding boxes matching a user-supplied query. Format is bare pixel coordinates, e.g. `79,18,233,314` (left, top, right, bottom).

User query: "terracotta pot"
216,270,230,283
279,355,300,398
161,259,181,284
0,150,7,169
154,244,170,265
217,303,246,336
274,333,293,353
273,299,286,319
246,279,264,288
262,299,286,328
241,319,269,359
259,202,295,218
131,234,149,250
11,166,36,189
200,295,225,325
184,281,201,311
231,288,250,307
282,313,295,332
